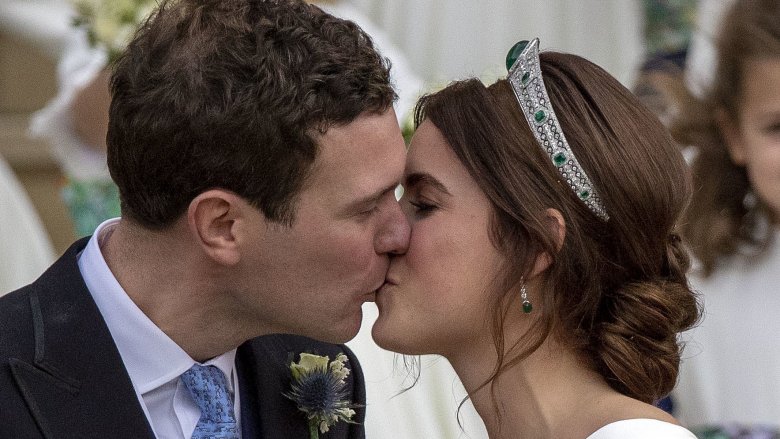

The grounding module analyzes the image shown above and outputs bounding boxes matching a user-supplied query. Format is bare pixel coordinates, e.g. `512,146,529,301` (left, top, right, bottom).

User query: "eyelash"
409,200,437,215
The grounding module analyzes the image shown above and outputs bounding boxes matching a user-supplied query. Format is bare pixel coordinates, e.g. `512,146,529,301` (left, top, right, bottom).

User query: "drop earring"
521,282,532,314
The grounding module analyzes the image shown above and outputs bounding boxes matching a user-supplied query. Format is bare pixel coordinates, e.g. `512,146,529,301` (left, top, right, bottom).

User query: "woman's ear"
187,189,245,266
530,208,566,278
545,208,566,251
715,107,746,165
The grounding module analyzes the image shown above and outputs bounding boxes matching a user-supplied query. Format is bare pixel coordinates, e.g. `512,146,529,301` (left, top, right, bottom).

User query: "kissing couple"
0,1,698,438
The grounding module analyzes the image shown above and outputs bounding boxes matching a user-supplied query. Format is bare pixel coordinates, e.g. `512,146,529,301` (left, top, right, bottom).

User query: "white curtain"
348,0,644,88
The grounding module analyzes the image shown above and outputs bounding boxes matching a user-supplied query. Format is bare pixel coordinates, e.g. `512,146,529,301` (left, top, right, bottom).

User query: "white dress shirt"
77,218,241,439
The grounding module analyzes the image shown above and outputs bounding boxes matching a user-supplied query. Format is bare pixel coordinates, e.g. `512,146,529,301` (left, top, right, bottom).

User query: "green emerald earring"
521,282,532,314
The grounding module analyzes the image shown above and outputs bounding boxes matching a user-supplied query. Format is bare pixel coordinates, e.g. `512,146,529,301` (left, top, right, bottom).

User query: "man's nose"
375,198,410,255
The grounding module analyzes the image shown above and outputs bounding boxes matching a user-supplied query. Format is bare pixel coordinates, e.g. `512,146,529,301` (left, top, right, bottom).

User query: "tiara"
506,38,609,221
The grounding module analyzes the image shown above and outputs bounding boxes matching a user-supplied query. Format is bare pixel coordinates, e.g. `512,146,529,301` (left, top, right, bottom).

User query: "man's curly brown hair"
108,0,396,228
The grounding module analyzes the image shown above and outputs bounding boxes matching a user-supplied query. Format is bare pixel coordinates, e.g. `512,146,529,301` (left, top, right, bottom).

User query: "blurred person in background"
632,0,697,131
28,0,136,238
670,0,780,435
0,155,54,295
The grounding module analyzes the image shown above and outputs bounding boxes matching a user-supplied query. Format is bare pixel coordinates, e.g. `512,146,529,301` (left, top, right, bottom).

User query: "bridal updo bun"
593,234,698,402
416,51,700,402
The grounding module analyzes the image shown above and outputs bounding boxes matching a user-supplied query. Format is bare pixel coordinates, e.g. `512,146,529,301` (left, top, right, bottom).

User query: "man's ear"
187,189,247,266
529,208,566,278
715,107,746,165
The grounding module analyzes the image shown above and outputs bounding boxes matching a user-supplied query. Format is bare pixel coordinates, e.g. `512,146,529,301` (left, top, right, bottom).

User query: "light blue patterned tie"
181,364,239,439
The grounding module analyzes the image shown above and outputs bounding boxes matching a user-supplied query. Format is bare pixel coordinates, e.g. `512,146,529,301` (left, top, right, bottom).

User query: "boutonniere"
285,353,358,439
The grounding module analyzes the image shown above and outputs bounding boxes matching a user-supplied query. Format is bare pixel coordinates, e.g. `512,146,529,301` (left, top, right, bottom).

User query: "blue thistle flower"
285,353,357,439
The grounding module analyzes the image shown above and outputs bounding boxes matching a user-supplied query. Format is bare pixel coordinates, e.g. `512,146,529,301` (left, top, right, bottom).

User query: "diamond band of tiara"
506,38,609,221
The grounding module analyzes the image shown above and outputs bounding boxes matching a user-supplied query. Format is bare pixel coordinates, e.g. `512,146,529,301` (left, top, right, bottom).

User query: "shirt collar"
77,218,237,394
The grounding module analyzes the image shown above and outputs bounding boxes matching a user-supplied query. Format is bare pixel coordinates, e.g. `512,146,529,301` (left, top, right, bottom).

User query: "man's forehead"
301,112,405,207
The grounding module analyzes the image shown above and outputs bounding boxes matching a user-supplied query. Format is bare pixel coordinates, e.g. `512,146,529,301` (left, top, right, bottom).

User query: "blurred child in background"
671,0,780,434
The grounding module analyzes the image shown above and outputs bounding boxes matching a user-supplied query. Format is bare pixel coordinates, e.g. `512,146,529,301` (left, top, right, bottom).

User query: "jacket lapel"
237,343,262,438
237,334,366,439
9,239,155,439
238,335,313,439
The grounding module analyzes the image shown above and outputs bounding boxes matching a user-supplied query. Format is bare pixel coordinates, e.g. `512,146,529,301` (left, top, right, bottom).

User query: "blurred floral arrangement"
691,424,780,439
400,110,415,145
70,0,158,62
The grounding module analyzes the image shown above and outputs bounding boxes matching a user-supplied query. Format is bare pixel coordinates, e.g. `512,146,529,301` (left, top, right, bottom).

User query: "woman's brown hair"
415,52,699,404
671,0,780,275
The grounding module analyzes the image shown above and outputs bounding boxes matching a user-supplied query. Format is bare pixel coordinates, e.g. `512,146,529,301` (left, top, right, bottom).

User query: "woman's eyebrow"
404,172,451,196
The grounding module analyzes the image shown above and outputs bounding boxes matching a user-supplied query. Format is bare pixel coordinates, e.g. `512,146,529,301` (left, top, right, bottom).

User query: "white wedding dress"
587,419,697,439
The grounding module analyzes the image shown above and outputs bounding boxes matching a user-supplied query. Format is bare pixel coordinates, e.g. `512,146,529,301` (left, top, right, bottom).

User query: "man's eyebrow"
404,172,451,196
347,182,400,209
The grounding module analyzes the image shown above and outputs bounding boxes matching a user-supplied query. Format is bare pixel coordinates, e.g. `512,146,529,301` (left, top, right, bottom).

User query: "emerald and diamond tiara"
506,38,609,221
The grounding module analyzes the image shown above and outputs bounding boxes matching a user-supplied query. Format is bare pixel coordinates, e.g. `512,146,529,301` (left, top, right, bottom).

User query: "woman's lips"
377,279,396,294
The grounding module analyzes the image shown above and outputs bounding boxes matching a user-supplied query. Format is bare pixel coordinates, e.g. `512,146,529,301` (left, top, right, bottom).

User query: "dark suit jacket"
0,238,366,439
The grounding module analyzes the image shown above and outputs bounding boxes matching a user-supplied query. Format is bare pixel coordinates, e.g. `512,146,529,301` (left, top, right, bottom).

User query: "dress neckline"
587,418,695,438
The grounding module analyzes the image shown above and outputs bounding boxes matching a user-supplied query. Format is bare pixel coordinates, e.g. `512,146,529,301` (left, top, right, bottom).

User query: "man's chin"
306,309,364,345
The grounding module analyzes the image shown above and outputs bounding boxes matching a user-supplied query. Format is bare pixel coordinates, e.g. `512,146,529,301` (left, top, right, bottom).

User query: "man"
0,0,409,437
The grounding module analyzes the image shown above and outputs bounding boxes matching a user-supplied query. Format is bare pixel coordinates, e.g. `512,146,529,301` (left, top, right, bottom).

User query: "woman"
671,0,780,430
372,38,700,438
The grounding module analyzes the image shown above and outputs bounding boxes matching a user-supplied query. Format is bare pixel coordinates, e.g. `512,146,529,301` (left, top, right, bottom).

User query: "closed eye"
409,200,437,215
765,122,780,134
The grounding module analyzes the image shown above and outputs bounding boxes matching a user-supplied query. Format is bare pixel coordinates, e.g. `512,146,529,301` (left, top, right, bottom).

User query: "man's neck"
99,219,251,362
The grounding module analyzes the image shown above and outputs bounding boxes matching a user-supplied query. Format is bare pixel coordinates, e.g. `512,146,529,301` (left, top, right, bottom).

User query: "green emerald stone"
534,110,547,123
521,71,531,84
522,301,533,314
553,152,567,167
579,189,591,200
505,40,529,71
